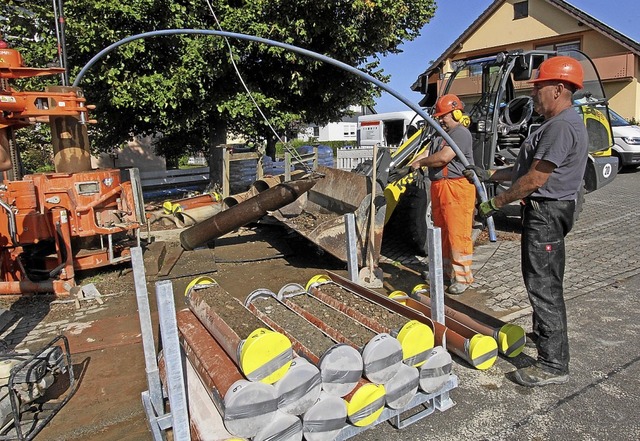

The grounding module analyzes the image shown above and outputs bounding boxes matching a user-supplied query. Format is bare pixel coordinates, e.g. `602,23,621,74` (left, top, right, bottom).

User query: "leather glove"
413,168,427,190
478,198,499,219
463,165,492,183
388,166,411,183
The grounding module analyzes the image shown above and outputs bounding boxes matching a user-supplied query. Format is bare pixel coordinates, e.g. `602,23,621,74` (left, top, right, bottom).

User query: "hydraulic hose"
73,29,496,241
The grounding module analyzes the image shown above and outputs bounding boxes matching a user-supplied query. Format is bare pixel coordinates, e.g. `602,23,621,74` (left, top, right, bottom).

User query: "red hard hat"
528,56,584,90
433,94,464,117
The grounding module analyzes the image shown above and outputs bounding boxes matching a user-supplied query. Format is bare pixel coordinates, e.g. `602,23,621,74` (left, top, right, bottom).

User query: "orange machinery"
0,42,144,295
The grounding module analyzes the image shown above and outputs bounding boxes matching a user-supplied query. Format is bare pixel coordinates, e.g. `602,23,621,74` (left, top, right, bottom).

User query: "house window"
343,123,356,139
536,40,581,52
556,41,581,52
313,126,320,137
469,64,483,77
514,1,528,19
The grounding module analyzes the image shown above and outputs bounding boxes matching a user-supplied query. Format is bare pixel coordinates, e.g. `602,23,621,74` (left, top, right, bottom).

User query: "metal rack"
336,375,457,440
132,247,191,441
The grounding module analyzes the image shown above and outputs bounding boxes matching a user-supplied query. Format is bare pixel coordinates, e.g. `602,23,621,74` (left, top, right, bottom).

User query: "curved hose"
73,29,496,241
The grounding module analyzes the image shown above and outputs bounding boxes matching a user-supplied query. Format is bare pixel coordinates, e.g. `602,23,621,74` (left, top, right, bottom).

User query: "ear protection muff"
460,114,471,128
452,109,463,122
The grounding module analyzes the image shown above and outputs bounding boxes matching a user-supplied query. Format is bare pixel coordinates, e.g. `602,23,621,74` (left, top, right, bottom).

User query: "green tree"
1,0,436,165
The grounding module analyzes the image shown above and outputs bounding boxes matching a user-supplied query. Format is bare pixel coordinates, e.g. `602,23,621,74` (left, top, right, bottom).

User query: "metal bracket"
131,246,191,441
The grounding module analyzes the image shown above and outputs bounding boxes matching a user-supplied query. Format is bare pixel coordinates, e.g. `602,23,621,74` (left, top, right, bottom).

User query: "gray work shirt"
428,124,474,181
512,107,588,200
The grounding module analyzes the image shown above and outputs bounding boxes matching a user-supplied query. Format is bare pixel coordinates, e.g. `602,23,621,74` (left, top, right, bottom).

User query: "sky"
375,0,640,113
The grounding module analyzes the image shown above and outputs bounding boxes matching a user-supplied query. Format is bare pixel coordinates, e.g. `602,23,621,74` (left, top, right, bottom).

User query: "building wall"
604,79,640,121
91,136,165,172
441,0,639,121
463,0,583,53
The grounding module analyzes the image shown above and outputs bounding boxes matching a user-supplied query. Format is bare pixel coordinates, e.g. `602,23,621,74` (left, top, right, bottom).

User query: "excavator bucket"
272,166,386,266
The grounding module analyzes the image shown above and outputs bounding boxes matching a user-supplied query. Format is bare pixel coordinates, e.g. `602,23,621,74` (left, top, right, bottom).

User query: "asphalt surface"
1,168,639,440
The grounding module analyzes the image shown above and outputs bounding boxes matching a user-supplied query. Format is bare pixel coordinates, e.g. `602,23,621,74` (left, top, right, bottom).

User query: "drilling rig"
0,40,144,295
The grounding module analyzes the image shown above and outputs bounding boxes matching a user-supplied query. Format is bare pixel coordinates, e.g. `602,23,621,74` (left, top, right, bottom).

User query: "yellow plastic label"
498,323,526,358
305,274,331,291
240,328,292,384
388,290,408,305
411,284,430,296
396,320,434,367
468,334,498,371
184,276,216,297
347,383,386,427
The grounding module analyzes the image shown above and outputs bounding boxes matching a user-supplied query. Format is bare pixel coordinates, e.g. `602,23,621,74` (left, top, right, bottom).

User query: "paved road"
472,169,640,315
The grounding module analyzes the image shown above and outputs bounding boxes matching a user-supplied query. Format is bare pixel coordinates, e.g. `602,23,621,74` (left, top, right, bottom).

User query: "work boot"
512,364,569,387
525,332,539,349
446,282,469,295
420,270,452,287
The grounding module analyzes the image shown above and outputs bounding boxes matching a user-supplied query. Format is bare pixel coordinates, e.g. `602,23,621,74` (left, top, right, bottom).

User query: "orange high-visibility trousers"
430,178,475,285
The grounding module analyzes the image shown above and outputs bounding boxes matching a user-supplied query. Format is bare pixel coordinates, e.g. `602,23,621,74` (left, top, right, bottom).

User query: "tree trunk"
208,118,228,188
265,135,277,161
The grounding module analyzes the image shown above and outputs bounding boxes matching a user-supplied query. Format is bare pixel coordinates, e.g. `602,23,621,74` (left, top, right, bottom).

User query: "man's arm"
493,159,555,208
487,166,513,182
410,145,455,170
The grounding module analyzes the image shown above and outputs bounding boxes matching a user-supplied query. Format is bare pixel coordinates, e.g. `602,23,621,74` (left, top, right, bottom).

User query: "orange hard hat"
433,94,464,117
528,56,584,90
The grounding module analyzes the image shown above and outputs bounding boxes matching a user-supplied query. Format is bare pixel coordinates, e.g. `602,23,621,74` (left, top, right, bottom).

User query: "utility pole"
52,0,69,86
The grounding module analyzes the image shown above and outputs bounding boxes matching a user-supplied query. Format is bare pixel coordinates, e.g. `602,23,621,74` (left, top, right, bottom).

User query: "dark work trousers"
521,198,575,375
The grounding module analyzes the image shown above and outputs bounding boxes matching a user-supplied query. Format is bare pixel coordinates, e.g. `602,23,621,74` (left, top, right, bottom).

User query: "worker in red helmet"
410,93,476,295
464,55,587,387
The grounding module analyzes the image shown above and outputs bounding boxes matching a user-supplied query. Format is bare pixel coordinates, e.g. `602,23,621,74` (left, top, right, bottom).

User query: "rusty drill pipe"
185,282,293,383
176,309,244,411
303,281,434,368
222,187,259,208
246,292,362,399
180,178,318,250
176,309,280,438
174,204,224,227
325,271,498,370
417,289,526,358
245,294,336,366
282,292,404,384
171,193,220,211
0,280,55,295
251,170,306,193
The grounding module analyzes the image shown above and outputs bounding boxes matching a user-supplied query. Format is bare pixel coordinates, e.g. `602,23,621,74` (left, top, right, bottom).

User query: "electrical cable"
203,0,311,174
72,29,497,241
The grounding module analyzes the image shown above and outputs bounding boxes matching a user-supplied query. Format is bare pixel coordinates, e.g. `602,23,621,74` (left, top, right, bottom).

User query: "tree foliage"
1,0,436,163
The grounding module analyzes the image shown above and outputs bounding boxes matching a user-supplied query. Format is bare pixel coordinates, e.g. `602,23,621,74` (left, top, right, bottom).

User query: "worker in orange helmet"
464,56,587,387
410,93,475,295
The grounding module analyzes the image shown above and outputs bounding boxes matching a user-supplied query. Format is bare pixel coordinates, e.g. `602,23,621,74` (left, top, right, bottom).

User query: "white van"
609,108,640,169
357,111,423,149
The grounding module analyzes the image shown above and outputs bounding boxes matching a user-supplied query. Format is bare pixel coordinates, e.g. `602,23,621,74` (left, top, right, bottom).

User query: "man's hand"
463,165,492,183
413,168,427,190
478,198,499,219
388,166,411,182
